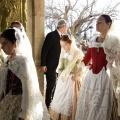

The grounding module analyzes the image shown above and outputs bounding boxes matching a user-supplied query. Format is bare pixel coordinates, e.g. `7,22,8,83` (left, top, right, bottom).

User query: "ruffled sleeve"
103,35,120,115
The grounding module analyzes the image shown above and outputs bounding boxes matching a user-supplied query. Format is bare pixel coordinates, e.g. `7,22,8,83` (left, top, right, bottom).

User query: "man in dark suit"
41,19,68,108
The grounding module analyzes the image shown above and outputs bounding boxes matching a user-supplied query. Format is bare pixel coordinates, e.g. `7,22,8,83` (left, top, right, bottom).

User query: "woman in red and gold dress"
72,14,120,120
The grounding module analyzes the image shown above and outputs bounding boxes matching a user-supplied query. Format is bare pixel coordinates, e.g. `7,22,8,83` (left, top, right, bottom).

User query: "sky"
45,0,120,36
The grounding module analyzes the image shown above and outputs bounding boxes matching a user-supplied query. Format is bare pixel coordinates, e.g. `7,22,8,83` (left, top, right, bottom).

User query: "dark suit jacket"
41,30,61,70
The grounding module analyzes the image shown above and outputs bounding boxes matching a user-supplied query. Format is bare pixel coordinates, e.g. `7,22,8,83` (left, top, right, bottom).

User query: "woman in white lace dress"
72,14,120,120
0,28,50,120
49,35,84,120
1,21,32,64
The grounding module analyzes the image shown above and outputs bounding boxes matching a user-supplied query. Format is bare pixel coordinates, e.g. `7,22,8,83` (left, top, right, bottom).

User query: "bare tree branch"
45,0,120,38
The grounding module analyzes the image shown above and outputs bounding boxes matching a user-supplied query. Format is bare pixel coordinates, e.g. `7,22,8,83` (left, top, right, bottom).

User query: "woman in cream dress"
49,34,84,120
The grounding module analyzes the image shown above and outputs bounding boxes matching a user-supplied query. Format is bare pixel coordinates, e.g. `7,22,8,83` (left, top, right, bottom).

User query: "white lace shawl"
103,35,120,115
58,47,84,81
0,55,50,120
103,35,120,98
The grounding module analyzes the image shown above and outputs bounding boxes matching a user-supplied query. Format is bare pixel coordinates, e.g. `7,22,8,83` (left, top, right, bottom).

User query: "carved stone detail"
0,0,27,33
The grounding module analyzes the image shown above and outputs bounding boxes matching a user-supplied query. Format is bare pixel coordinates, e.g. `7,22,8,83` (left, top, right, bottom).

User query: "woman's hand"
72,74,79,82
72,67,82,82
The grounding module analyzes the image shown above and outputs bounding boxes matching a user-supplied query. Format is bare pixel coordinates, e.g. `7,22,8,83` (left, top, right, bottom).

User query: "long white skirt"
0,91,50,120
75,68,113,120
50,74,81,119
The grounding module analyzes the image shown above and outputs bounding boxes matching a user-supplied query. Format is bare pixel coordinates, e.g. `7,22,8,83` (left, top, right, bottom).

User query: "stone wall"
27,0,45,96
0,0,45,96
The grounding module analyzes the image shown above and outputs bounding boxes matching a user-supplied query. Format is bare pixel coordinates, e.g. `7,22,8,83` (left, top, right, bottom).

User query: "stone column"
27,0,45,96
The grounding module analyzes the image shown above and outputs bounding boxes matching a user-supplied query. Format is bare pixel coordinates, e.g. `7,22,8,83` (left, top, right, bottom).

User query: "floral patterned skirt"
0,92,22,120
75,68,118,120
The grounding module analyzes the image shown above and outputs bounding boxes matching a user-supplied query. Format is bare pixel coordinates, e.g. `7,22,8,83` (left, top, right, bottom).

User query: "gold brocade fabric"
0,92,22,120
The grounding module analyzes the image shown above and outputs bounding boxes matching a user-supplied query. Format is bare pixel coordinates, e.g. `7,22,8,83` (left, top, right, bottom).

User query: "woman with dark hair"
1,21,32,63
0,28,50,120
72,14,120,120
49,34,84,120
